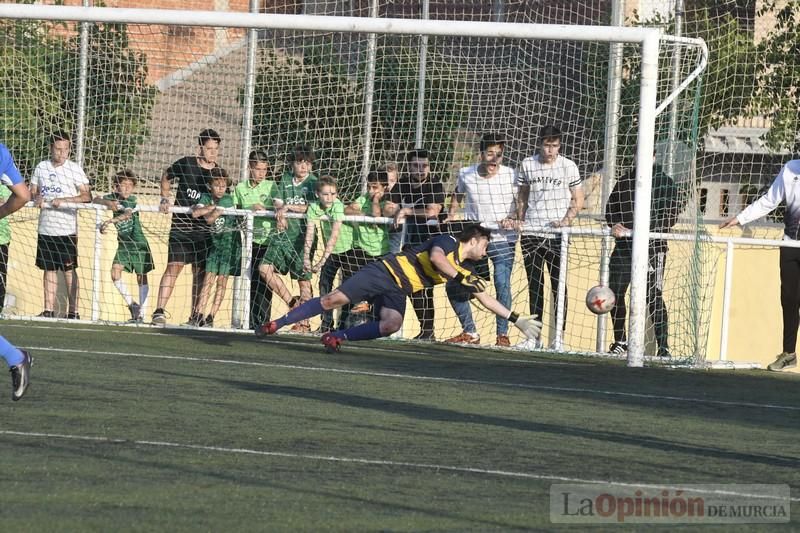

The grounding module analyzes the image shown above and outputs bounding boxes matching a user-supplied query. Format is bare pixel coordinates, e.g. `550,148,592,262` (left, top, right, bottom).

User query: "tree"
0,15,156,184
753,0,800,153
584,5,758,172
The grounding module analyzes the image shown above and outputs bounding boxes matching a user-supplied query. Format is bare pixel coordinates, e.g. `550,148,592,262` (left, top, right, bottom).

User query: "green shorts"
260,232,312,281
114,242,155,275
205,241,242,276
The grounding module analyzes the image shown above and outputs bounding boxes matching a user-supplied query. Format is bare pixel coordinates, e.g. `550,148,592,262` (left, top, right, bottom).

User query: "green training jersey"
103,193,149,247
0,186,10,245
352,195,389,257
276,172,318,242
234,179,277,244
306,199,353,255
198,193,239,248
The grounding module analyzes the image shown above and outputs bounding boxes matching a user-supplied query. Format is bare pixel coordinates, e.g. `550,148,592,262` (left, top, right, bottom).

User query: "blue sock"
275,297,324,328
0,335,23,367
336,321,383,341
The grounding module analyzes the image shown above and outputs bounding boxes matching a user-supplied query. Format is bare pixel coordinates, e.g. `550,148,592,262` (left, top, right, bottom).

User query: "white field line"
1,430,796,502
5,323,577,366
27,346,800,412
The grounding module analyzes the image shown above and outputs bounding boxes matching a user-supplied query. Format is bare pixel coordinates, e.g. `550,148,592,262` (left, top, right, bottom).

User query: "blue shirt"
0,144,23,187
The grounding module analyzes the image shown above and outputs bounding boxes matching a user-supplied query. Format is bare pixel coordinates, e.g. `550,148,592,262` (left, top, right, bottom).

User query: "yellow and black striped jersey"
381,234,475,294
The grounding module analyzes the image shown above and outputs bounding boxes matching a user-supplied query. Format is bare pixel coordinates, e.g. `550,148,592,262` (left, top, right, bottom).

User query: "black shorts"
337,261,408,317
36,234,78,271
167,232,210,266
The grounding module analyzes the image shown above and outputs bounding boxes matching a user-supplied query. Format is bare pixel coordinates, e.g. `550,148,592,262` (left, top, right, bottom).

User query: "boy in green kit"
304,176,354,332
234,150,276,330
94,170,155,322
0,185,13,315
258,144,318,332
344,169,392,319
190,167,241,327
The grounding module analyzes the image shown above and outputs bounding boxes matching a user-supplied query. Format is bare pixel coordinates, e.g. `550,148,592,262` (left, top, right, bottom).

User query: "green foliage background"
0,14,156,186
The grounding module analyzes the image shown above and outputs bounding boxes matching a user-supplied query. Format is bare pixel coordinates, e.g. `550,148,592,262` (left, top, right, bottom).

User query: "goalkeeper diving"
257,224,541,352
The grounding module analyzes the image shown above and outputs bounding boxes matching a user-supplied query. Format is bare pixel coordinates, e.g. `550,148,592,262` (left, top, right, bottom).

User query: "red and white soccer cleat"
320,332,343,353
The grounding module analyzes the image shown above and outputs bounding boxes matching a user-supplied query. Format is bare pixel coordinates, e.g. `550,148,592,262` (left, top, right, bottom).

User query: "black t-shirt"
166,156,215,236
395,178,446,224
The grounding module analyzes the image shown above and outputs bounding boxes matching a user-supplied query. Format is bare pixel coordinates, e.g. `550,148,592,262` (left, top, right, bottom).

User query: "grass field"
1,321,799,531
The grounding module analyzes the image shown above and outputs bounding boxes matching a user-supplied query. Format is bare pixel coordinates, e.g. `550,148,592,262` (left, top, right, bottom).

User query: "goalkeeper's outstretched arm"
473,291,542,340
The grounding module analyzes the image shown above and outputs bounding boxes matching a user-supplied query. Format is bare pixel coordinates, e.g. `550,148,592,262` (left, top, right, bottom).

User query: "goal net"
0,2,718,366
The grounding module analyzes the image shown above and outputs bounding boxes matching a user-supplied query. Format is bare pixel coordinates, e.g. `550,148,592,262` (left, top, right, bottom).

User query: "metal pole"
597,0,624,353
626,34,660,367
232,0,259,329
666,0,684,178
360,0,379,191
75,0,90,167
415,0,430,148
719,240,734,362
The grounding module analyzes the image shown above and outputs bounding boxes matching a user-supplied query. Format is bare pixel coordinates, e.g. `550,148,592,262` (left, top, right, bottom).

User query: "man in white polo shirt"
515,125,584,348
444,134,518,347
30,130,91,319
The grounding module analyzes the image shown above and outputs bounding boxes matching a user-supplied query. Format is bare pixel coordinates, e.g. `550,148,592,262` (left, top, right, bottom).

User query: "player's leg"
545,236,566,332
207,274,229,326
111,262,135,320
323,282,407,351
249,242,272,330
136,273,149,321
520,235,546,321
489,240,514,344
263,289,350,335
153,261,185,323
35,234,56,316
608,244,632,353
61,235,80,318
411,287,435,340
647,249,670,356
779,247,800,355
0,334,31,401
317,255,339,332
445,280,479,344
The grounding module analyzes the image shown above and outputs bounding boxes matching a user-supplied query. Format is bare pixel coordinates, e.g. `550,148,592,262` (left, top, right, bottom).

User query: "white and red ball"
585,285,615,315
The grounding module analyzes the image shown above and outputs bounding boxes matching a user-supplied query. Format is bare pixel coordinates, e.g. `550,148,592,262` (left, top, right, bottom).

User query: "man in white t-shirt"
515,125,584,348
30,131,91,319
444,134,518,347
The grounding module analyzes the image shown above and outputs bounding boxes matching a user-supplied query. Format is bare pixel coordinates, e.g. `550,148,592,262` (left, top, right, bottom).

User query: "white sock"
139,284,149,316
114,279,134,306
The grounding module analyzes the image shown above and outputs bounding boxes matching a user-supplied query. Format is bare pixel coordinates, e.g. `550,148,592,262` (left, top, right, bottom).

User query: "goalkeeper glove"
508,312,542,340
452,272,487,293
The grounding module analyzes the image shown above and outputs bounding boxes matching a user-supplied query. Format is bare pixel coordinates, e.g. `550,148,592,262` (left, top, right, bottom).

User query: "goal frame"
0,2,689,367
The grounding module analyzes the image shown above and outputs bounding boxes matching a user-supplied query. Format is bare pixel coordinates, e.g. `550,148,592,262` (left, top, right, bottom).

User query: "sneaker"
515,337,542,351
495,335,511,347
289,322,311,333
321,332,343,353
255,320,279,338
444,331,481,345
288,296,302,309
767,352,797,372
609,342,628,356
151,308,167,325
128,302,141,321
36,310,54,318
351,301,371,314
200,315,214,328
184,313,202,327
10,350,32,401
413,331,436,342
66,312,80,320
656,346,672,358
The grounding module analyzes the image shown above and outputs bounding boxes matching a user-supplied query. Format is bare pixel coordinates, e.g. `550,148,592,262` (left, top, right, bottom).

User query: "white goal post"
0,3,707,367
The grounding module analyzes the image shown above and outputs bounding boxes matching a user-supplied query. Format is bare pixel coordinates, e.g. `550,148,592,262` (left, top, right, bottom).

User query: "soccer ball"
585,285,615,315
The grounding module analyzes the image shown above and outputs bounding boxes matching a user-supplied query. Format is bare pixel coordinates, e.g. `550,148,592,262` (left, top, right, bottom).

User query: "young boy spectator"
190,168,240,328
304,176,354,332
30,130,91,319
234,150,276,330
345,169,392,320
382,162,403,253
258,144,318,333
0,184,13,315
152,128,220,326
94,170,155,323
390,148,445,340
